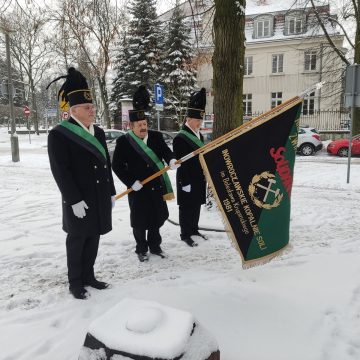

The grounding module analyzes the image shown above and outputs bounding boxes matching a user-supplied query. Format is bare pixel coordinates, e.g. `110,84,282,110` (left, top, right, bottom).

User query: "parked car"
104,130,125,162
202,131,213,144
297,126,323,156
160,131,176,146
104,129,126,143
327,134,360,157
107,140,117,162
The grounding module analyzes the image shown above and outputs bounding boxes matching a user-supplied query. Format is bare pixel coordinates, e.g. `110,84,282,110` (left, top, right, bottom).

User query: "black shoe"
69,286,89,300
182,237,198,247
193,231,208,240
85,279,110,290
150,250,167,258
137,252,149,262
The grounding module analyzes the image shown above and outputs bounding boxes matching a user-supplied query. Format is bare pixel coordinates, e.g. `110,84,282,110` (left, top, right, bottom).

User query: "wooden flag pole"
115,95,303,201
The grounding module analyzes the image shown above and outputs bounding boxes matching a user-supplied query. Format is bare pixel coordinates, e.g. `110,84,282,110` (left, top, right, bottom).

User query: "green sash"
60,121,106,160
179,129,204,148
128,130,174,201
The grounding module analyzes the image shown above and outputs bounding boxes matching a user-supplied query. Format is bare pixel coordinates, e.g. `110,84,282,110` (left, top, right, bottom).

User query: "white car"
104,129,126,143
297,126,323,156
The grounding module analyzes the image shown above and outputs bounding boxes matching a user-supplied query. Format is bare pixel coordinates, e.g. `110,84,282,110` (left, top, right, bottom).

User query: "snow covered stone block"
79,298,220,360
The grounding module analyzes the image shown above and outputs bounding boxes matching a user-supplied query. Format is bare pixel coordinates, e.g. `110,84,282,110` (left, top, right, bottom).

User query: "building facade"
160,0,346,122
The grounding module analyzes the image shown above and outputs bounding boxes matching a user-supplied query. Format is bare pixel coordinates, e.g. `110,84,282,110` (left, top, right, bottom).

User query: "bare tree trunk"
98,75,111,128
30,78,39,135
212,0,245,138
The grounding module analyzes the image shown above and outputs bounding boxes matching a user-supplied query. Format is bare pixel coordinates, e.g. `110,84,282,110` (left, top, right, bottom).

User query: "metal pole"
45,110,49,135
346,65,356,184
27,115,31,144
5,32,20,162
318,43,323,111
157,110,160,131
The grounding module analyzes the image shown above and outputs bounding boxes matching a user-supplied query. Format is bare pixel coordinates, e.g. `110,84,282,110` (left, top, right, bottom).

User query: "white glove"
169,159,181,170
131,180,143,191
182,184,191,193
71,200,88,218
111,195,116,208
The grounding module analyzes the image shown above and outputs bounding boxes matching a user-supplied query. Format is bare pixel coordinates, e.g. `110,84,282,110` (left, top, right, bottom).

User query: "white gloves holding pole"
132,180,143,191
169,158,180,170
71,200,88,218
131,159,180,193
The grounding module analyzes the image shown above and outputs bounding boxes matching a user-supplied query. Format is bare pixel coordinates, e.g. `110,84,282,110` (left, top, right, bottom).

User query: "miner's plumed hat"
46,67,93,112
129,85,150,122
187,88,206,119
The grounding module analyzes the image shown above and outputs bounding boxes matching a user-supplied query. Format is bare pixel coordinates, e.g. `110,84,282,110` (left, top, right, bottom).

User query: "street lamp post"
2,27,20,162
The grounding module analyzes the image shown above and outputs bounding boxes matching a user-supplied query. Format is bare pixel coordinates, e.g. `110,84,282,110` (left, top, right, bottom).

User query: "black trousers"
133,227,162,254
179,203,201,239
66,234,100,288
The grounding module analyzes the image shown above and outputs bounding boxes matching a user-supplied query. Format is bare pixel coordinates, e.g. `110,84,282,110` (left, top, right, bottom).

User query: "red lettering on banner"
269,147,293,196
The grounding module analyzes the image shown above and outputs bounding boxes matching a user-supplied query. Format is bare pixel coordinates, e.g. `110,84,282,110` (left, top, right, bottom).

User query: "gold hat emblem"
84,91,92,101
200,110,205,118
137,111,145,119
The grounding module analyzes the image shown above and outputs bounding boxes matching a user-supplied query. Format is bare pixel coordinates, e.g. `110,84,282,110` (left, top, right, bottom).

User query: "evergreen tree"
160,0,197,127
126,0,162,95
110,33,131,123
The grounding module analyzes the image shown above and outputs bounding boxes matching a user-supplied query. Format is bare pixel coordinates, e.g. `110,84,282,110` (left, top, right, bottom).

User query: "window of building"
271,92,282,108
288,17,303,34
253,15,273,38
193,19,203,31
244,56,253,76
0,82,8,97
272,54,284,73
243,94,252,116
256,20,270,37
195,0,205,6
303,91,315,115
284,11,305,35
304,50,317,71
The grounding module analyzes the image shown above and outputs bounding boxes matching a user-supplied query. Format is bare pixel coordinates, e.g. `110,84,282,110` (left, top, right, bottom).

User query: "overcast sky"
157,0,177,15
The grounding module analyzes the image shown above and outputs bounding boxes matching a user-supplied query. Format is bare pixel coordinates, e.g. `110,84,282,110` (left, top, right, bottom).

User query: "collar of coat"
55,118,107,164
178,125,204,149
126,130,174,201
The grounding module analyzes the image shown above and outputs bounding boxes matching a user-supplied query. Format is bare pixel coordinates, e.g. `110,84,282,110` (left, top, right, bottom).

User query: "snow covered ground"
0,127,360,360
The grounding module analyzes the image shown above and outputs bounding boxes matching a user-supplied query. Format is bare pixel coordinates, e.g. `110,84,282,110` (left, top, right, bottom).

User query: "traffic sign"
154,84,164,111
47,108,57,117
24,106,30,116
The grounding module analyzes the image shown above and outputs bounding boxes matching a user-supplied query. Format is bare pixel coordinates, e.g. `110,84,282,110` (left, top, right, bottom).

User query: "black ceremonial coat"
48,118,116,236
112,130,174,229
173,125,206,206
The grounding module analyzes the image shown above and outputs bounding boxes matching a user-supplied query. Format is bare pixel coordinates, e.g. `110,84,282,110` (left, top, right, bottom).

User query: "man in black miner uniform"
47,68,116,300
112,85,180,262
173,88,208,247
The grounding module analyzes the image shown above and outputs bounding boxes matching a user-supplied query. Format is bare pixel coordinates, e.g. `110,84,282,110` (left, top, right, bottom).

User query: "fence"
246,109,351,133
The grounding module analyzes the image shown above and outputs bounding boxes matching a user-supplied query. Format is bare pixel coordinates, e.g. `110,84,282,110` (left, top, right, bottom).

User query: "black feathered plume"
46,67,91,110
63,67,89,93
46,75,67,90
46,67,89,93
133,85,150,110
188,87,206,109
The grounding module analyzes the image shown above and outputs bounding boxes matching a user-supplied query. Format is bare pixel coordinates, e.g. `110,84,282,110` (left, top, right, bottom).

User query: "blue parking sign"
154,84,164,111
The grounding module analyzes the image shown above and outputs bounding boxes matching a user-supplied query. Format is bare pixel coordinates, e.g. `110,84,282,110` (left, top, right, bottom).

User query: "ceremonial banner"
199,99,303,268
